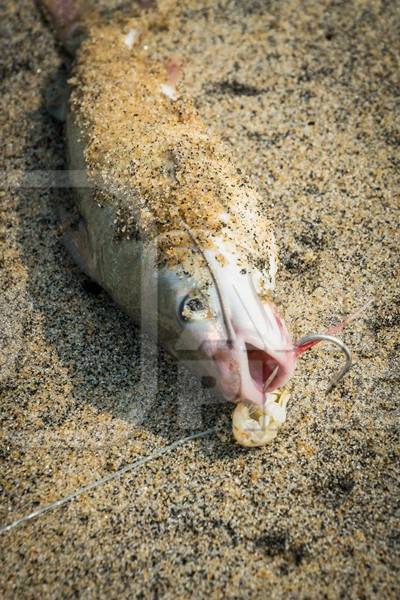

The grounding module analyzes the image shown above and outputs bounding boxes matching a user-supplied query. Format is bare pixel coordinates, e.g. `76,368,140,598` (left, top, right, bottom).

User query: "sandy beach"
0,0,399,597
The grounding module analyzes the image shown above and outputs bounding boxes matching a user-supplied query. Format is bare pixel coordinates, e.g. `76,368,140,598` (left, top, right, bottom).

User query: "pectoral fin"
58,204,96,279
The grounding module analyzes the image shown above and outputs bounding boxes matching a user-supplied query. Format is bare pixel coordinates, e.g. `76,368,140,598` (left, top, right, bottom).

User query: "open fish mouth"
239,339,295,403
245,344,282,393
211,337,296,406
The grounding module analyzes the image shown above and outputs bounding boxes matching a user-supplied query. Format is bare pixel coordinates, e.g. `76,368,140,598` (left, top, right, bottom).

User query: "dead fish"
37,0,355,444
0,0,366,539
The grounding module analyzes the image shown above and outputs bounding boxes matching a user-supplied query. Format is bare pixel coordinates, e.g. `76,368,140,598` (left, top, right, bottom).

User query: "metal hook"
296,333,352,394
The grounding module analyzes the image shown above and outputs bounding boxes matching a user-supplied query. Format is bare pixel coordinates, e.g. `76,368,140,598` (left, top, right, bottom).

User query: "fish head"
157,239,297,407
207,256,297,406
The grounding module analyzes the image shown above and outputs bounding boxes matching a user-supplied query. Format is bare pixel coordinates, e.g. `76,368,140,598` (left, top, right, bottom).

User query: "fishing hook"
296,333,353,394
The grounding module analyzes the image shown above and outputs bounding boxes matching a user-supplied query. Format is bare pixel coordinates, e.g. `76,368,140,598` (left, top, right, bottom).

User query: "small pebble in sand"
122,28,139,49
160,82,178,100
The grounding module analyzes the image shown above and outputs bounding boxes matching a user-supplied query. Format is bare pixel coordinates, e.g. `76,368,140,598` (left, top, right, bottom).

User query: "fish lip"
247,342,296,391
204,336,296,406
236,338,296,404
201,340,241,402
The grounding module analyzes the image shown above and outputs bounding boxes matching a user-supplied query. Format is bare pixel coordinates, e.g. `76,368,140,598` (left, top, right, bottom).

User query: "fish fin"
63,222,96,280
35,0,88,53
46,65,70,122
59,205,96,279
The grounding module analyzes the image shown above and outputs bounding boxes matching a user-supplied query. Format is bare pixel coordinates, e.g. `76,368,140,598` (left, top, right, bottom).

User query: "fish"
37,0,354,446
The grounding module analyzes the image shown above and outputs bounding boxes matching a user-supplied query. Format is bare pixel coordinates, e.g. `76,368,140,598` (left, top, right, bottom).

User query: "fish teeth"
232,390,290,447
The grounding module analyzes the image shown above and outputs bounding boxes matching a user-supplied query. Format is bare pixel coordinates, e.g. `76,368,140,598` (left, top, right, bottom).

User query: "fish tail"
35,0,88,53
35,1,158,54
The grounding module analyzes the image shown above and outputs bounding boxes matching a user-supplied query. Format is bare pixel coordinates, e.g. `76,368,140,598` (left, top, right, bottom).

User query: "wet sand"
1,0,399,597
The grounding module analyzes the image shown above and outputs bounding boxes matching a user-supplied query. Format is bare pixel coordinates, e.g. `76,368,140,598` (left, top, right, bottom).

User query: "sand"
0,0,399,597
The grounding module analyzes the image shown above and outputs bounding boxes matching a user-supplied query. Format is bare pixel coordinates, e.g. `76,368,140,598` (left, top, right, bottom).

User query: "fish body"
44,3,297,407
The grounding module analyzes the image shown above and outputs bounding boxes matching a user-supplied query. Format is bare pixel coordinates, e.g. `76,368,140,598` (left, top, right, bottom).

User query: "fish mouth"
245,344,281,393
211,339,296,406
239,341,295,404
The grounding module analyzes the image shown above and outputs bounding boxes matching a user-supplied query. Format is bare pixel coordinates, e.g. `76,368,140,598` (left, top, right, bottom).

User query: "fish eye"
179,295,210,321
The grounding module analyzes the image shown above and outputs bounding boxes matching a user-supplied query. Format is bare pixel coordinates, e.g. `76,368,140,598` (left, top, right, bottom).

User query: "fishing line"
0,428,216,535
1,220,234,536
